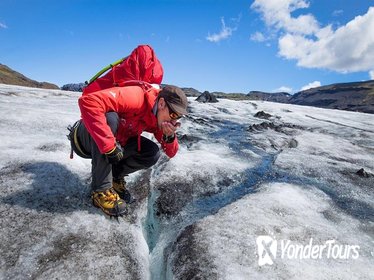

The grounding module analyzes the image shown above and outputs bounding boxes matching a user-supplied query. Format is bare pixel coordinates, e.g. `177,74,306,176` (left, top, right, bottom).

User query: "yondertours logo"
256,236,360,266
257,235,277,266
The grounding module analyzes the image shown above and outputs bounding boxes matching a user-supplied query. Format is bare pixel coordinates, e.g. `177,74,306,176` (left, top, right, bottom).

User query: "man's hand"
161,121,181,143
105,143,123,164
161,121,180,137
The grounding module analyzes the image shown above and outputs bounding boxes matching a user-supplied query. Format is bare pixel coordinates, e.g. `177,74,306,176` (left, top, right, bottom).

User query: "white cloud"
252,1,374,74
206,17,236,43
300,81,321,91
274,86,293,93
0,22,8,29
370,70,374,80
333,10,343,17
250,31,266,42
251,0,319,35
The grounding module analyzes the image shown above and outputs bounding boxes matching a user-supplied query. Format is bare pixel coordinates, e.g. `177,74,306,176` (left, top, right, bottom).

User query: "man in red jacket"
70,84,188,216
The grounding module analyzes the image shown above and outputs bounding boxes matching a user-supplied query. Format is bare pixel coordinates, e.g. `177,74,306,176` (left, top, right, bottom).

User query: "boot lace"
102,189,120,206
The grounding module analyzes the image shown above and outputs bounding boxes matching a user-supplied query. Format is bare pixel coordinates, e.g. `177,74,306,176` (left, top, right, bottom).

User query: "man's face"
156,97,182,131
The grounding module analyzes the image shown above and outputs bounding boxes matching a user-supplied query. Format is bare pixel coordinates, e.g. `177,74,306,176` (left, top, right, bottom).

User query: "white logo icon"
256,235,277,266
109,91,116,98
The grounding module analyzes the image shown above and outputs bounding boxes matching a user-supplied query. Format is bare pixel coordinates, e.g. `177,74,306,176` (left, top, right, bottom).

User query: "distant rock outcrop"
289,80,374,114
181,87,249,101
254,111,272,119
247,91,291,103
211,91,248,100
0,64,59,89
61,83,86,92
181,87,202,97
196,91,219,103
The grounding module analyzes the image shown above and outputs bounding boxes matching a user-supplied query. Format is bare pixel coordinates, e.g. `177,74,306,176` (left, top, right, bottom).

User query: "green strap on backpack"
85,57,125,85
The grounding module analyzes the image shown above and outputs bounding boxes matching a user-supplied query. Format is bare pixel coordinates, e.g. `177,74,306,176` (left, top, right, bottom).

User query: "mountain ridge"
289,80,374,113
0,63,59,89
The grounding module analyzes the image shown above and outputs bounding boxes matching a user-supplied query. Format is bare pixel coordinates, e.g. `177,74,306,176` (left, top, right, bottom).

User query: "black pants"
75,112,160,192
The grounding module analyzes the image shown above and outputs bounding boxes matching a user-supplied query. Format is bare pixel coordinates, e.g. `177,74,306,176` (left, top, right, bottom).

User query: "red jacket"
78,85,179,158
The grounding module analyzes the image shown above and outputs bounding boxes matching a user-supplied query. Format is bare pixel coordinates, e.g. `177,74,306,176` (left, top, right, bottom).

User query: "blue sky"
0,0,373,93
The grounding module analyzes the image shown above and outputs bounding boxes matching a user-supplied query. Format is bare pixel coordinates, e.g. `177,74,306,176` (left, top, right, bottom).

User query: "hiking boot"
112,178,133,203
92,188,128,217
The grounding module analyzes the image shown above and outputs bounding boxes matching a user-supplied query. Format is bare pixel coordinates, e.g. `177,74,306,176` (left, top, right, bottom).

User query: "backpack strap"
85,57,126,86
117,80,156,92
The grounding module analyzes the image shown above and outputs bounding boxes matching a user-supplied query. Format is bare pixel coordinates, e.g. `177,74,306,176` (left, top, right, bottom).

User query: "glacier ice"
0,84,373,279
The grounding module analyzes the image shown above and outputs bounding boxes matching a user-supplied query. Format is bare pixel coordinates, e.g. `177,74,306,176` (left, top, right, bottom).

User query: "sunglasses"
166,102,183,120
